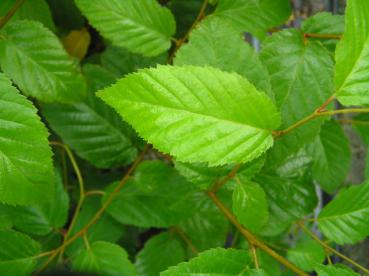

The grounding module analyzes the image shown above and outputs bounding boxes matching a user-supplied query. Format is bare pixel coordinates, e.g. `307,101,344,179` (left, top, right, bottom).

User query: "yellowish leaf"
62,28,91,60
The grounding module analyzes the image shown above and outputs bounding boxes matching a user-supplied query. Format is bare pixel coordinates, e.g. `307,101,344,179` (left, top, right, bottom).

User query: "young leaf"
75,0,176,56
72,241,136,276
174,18,273,98
232,181,269,232
135,232,186,276
318,181,369,244
104,161,198,228
161,248,253,276
307,121,351,194
211,0,291,38
98,65,281,166
0,20,86,103
335,0,369,106
0,73,54,205
260,29,334,166
286,237,325,272
315,264,360,276
42,64,138,169
0,230,41,276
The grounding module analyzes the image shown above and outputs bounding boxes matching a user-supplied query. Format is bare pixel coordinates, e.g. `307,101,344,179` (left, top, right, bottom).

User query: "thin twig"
0,0,26,29
172,226,199,255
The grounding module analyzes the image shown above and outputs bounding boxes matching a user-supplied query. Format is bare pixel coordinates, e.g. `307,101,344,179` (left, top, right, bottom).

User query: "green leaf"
161,248,253,276
315,264,360,276
260,29,334,166
104,161,198,228
0,230,41,276
335,0,369,106
287,237,325,272
47,0,85,30
301,12,344,51
174,18,273,98
233,181,269,232
307,121,351,194
0,73,54,205
42,64,138,168
256,174,317,236
101,45,166,78
72,241,136,276
0,20,86,103
351,114,369,146
0,0,56,31
178,194,229,252
211,0,291,38
2,171,69,235
135,232,186,276
318,181,369,244
66,197,124,256
98,65,281,166
75,0,176,56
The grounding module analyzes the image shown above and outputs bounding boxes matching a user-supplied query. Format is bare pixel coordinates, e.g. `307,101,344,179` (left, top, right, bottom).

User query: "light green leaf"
315,264,360,276
101,45,166,78
233,181,269,232
318,181,369,244
351,114,369,146
66,197,124,257
135,232,186,276
2,171,69,235
0,73,54,205
104,161,198,228
287,237,325,272
174,18,273,98
260,29,334,166
307,121,351,194
211,0,291,38
98,65,281,166
301,12,344,51
335,0,369,106
73,241,136,276
0,20,86,103
161,248,252,276
75,0,175,56
178,194,229,252
0,230,41,276
0,0,56,31
42,64,138,168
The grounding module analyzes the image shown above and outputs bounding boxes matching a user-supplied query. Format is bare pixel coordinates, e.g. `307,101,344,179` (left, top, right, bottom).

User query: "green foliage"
2,0,369,275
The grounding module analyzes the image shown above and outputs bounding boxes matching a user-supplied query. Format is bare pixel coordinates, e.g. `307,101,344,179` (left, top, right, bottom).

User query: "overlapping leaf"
260,29,334,166
0,73,54,205
98,65,281,166
315,264,360,276
335,0,369,105
42,64,138,168
72,241,136,276
75,0,176,56
0,20,86,103
307,121,351,193
318,181,369,244
211,0,291,37
135,232,186,276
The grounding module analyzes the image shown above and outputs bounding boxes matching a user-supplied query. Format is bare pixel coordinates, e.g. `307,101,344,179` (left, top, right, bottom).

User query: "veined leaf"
174,18,273,98
232,181,269,232
307,121,351,194
75,0,176,56
318,181,369,244
0,73,54,205
315,264,360,276
161,248,254,276
0,20,86,103
135,232,186,276
42,64,138,168
260,29,334,166
98,65,281,166
0,230,41,276
72,241,136,276
335,0,369,106
211,0,291,38
104,161,198,228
